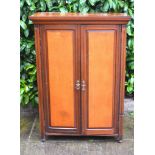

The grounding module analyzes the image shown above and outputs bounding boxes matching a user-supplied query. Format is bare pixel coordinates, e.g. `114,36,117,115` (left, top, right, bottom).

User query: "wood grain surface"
30,13,130,139
88,30,115,128
47,30,75,127
29,12,130,23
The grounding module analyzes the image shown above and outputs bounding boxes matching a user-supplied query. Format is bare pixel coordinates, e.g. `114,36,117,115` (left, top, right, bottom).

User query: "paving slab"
21,139,133,155
124,112,134,139
124,98,134,113
20,99,134,155
20,114,35,141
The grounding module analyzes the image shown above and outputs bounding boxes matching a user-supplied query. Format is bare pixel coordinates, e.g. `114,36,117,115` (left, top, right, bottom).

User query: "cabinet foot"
115,136,123,143
41,135,46,142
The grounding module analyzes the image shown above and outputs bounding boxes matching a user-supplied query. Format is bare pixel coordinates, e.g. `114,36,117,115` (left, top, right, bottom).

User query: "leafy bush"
20,0,134,107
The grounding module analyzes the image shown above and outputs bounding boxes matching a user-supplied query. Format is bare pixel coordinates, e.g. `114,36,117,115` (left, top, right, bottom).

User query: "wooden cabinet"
29,12,130,141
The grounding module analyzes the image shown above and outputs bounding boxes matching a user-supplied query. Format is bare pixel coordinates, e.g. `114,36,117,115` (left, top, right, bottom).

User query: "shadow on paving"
20,113,35,141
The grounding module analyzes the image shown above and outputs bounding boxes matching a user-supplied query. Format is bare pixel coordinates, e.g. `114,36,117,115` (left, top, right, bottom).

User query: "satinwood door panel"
81,25,119,135
42,25,81,134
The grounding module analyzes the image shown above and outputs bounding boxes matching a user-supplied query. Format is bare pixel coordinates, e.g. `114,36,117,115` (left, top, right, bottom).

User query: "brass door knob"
75,80,80,90
81,80,86,91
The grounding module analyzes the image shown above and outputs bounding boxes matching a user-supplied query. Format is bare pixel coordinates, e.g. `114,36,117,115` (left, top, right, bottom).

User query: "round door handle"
81,80,86,91
75,80,80,90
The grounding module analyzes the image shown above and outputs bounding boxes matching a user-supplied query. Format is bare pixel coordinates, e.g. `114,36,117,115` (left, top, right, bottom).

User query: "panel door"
42,25,81,134
81,25,119,135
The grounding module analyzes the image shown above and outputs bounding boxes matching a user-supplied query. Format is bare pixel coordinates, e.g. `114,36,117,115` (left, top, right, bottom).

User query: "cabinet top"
29,12,130,24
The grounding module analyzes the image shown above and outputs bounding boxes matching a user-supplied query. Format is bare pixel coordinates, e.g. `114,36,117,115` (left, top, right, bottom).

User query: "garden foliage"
20,0,134,107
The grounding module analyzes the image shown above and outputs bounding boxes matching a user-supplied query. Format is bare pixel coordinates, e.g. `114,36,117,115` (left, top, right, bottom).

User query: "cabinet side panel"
88,30,115,128
119,25,127,138
47,30,75,127
34,25,45,139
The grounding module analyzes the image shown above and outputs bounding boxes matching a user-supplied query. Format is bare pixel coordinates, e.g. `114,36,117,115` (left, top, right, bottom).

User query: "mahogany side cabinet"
29,12,130,142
